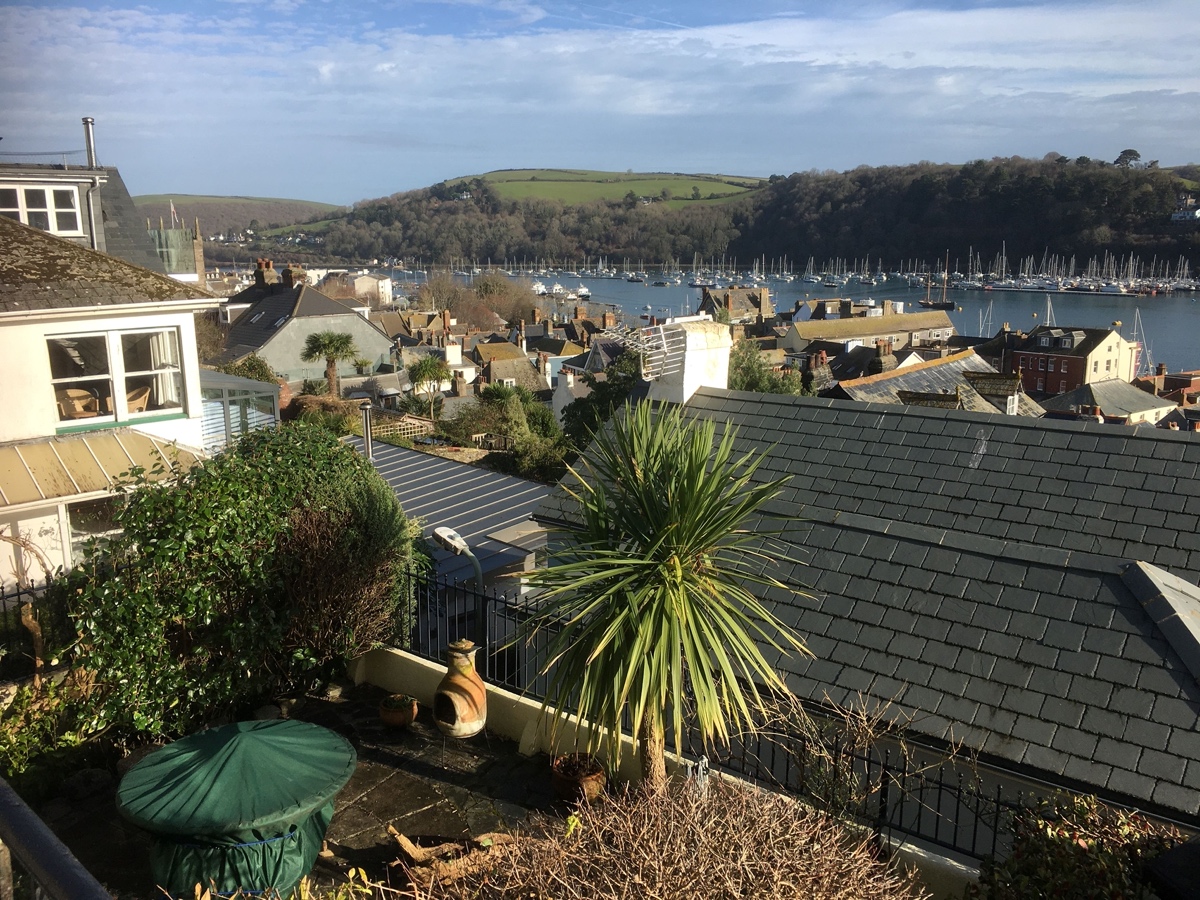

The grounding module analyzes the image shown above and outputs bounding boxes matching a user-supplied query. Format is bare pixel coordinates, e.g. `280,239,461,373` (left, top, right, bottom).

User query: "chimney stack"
1157,362,1168,376
82,117,97,167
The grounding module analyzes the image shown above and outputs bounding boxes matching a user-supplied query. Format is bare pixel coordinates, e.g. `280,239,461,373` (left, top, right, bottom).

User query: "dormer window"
0,184,83,236
1039,335,1052,347
1059,337,1074,348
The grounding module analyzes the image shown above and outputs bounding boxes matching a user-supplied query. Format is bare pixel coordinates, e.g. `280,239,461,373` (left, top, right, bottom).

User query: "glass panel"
48,335,113,421
48,336,109,379
56,210,80,232
27,210,50,230
52,189,76,210
0,188,17,208
23,188,47,210
123,330,183,412
0,211,20,222
68,496,121,561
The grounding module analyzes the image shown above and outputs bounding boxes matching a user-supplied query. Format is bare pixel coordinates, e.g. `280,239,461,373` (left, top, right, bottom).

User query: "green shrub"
61,424,422,739
971,794,1182,900
220,353,277,384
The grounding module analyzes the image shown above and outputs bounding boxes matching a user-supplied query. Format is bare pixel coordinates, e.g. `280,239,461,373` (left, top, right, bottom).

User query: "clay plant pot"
379,694,418,728
551,753,607,804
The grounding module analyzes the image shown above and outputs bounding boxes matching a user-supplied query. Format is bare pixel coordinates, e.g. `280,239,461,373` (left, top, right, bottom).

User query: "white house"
0,214,225,586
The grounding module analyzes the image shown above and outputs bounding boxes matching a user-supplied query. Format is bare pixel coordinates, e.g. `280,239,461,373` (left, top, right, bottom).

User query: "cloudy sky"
1,0,1196,205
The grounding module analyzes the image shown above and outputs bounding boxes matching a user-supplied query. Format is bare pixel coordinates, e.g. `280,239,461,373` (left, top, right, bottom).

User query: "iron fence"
404,569,1028,861
0,581,72,682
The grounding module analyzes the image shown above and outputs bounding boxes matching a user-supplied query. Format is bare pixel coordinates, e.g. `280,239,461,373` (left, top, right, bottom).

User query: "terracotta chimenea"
433,639,486,738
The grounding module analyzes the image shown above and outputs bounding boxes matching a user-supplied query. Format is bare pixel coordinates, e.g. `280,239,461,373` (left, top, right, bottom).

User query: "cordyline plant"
519,400,810,792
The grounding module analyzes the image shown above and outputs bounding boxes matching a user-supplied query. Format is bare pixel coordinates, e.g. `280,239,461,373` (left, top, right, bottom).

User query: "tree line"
313,155,1199,272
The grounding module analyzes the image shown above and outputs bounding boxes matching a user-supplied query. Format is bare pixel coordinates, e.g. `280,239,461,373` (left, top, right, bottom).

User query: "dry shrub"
408,778,928,900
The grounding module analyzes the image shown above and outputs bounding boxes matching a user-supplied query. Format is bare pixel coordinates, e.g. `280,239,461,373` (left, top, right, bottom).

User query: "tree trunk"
326,359,338,398
639,705,667,794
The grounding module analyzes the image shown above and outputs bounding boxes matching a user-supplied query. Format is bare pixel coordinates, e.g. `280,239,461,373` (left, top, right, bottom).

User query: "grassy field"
461,169,765,204
135,194,341,212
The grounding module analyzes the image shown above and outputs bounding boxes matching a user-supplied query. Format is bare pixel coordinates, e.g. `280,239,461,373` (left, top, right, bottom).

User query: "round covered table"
116,720,357,899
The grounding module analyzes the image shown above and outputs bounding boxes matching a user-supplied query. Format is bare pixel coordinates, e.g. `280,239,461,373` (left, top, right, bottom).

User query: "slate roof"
787,310,954,343
487,357,551,394
1016,325,1111,358
96,167,167,274
533,389,1200,819
213,284,370,363
1041,378,1178,420
0,215,214,315
344,437,550,580
833,350,1044,416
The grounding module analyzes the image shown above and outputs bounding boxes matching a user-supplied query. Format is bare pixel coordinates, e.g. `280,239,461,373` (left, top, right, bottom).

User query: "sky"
1,0,1197,205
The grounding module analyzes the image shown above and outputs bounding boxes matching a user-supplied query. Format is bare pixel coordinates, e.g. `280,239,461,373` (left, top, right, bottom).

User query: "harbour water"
523,276,1200,375
389,268,1199,374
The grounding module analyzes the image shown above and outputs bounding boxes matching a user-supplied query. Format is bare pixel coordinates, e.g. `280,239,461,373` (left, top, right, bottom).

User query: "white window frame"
48,327,186,426
0,183,84,236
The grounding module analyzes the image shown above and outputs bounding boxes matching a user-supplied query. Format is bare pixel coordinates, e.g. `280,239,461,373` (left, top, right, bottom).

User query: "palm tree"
300,331,359,398
520,401,809,792
406,354,451,421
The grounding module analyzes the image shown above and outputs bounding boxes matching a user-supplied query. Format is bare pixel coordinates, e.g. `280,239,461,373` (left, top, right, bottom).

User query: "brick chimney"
602,310,616,329
1158,362,1168,376
282,263,305,290
442,308,452,332
575,305,587,321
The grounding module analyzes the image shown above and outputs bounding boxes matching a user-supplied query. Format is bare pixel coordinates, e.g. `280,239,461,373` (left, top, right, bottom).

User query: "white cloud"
0,1,1195,202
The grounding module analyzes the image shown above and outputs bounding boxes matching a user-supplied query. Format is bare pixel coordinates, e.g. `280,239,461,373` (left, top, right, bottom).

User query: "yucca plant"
520,401,809,792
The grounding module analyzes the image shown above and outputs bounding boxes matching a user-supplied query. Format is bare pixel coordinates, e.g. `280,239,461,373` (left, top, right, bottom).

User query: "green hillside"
133,194,343,238
454,169,765,204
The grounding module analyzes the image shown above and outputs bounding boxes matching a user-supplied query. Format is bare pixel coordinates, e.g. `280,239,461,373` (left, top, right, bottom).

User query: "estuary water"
538,275,1200,374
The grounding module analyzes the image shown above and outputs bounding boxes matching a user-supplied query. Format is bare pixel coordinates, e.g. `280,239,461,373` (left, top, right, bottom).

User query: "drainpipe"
81,118,101,250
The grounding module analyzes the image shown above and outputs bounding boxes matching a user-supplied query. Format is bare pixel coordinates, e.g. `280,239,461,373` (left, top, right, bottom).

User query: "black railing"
405,570,1027,862
0,581,72,681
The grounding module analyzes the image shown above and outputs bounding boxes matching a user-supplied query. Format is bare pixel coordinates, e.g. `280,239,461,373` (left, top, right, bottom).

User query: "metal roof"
344,437,549,580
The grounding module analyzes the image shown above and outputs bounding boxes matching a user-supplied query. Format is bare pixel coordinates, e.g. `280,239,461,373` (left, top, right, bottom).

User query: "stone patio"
32,681,559,898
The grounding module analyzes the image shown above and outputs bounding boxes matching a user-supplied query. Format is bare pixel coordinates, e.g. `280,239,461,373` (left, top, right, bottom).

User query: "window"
1048,359,1056,373
1037,378,1044,391
1039,358,1046,370
1039,336,1051,347
1093,360,1098,373
0,184,82,235
1106,360,1112,372
1060,380,1067,392
68,496,122,563
48,328,183,424
1059,337,1074,348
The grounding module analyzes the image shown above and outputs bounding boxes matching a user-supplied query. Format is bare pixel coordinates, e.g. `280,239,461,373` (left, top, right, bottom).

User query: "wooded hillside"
320,157,1198,269
133,194,342,239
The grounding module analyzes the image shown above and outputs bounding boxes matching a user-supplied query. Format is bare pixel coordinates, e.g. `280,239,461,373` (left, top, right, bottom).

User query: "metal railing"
0,778,111,899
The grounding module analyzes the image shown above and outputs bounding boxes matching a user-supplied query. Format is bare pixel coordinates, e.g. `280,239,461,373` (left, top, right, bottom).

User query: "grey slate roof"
533,389,1200,818
0,215,213,315
345,437,550,580
215,284,368,360
832,350,1044,416
97,167,168,274
1041,378,1177,419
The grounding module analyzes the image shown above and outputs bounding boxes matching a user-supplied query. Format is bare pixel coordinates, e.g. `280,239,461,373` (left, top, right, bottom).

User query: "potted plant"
551,753,607,804
379,693,418,728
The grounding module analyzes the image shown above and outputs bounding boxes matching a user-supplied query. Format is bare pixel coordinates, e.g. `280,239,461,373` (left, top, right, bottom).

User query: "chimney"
602,310,616,329
254,258,266,289
453,372,467,396
538,351,549,375
840,299,853,319
1158,362,1168,376
82,117,98,167
575,305,586,321
531,307,542,326
442,308,451,332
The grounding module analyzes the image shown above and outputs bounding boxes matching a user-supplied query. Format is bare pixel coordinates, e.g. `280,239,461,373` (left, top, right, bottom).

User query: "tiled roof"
0,215,213,314
534,390,1200,818
487,357,550,394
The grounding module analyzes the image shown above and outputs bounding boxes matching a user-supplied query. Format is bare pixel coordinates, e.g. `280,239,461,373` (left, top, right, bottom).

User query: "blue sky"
1,0,1196,205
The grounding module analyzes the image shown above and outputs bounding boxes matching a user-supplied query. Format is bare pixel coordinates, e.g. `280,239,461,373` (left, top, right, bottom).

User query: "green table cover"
116,720,357,898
